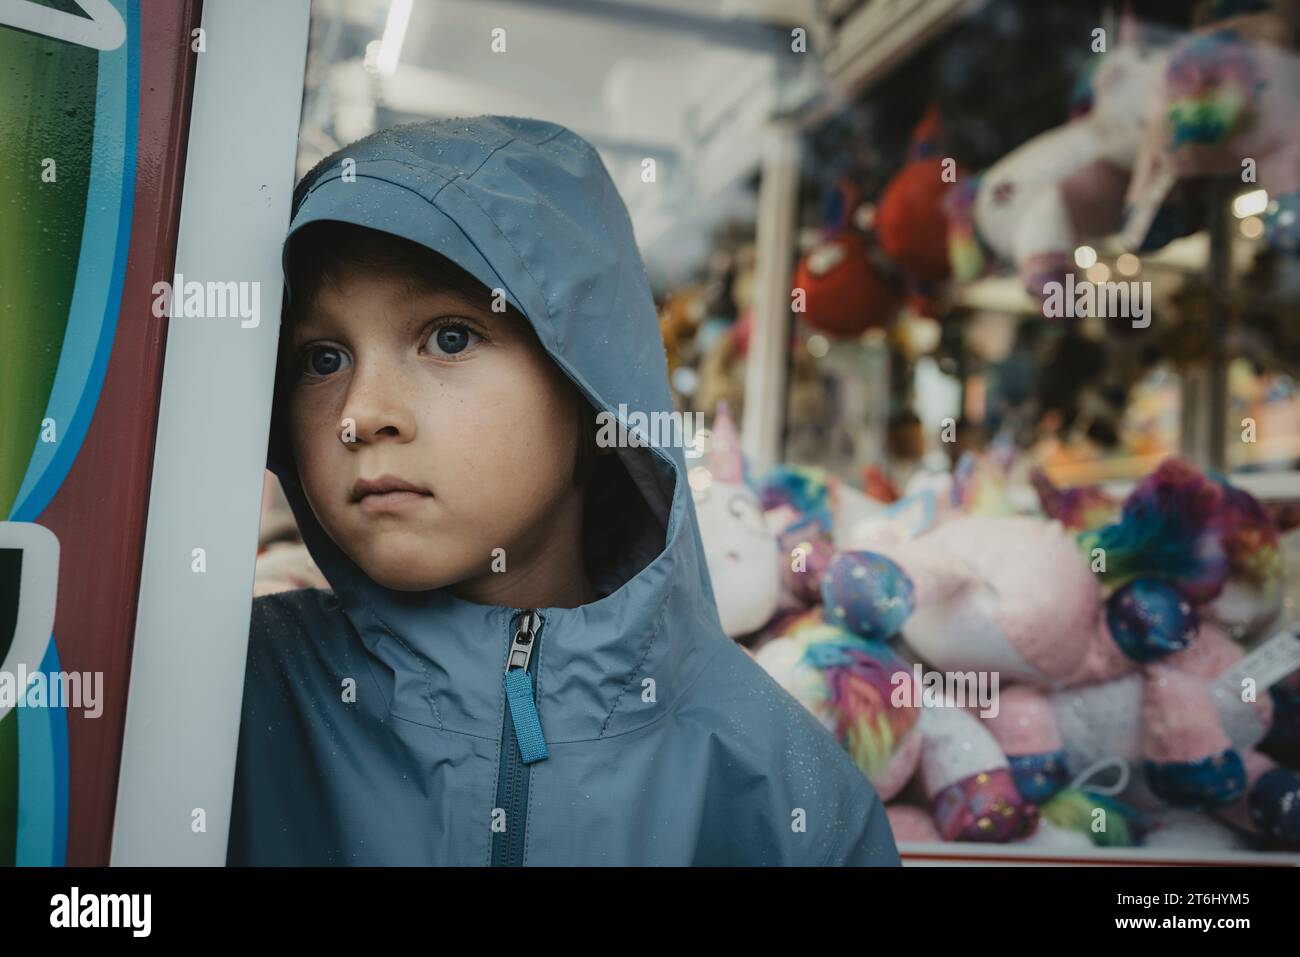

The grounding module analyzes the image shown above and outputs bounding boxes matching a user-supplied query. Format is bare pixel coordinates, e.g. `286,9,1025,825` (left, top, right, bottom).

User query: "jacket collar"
275,448,725,743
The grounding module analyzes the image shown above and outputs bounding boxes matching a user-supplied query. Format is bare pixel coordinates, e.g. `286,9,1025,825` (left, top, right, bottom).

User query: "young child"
227,115,900,866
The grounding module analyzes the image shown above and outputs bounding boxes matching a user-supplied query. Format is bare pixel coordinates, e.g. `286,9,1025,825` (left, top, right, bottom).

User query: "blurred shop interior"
254,0,1300,861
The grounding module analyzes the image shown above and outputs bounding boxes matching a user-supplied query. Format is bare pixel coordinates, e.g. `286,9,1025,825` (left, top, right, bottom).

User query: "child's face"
286,266,584,594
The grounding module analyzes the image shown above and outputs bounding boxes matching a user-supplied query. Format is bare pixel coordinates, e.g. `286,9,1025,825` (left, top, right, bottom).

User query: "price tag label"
1216,625,1300,695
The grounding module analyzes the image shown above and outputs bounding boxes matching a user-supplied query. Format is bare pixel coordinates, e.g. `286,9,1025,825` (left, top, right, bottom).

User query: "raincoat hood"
271,115,722,742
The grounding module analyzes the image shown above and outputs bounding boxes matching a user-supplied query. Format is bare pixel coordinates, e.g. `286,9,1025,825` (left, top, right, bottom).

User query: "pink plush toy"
822,461,1300,848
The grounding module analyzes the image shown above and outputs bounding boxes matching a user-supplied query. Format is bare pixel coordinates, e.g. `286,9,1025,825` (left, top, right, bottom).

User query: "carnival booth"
2,0,306,865
7,0,1299,867
0,0,214,866
267,0,1300,865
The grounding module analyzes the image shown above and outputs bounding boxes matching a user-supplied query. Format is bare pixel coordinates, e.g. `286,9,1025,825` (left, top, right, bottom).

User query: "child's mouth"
350,474,433,513
356,489,433,514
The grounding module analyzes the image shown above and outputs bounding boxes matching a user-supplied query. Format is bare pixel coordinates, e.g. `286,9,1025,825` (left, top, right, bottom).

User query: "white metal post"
742,122,801,473
111,0,310,865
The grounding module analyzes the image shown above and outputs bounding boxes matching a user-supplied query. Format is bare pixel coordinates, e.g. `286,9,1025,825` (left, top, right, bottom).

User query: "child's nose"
340,369,417,445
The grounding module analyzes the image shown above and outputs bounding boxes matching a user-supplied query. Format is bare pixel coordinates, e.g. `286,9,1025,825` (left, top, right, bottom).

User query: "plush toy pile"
692,439,1300,854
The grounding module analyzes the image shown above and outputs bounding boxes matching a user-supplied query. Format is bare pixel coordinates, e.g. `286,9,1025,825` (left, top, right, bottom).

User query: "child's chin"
373,574,453,592
360,557,461,593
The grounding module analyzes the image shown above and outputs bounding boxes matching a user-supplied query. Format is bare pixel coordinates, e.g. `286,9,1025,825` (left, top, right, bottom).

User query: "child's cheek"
430,349,575,526
289,393,342,480
286,384,372,542
450,371,541,481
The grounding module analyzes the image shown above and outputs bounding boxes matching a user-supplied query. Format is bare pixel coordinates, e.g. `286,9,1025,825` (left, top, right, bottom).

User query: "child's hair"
283,221,496,329
271,221,600,485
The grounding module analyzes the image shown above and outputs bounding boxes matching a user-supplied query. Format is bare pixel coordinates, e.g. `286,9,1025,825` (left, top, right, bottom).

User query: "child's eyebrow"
420,286,496,316
289,289,497,343
287,311,329,343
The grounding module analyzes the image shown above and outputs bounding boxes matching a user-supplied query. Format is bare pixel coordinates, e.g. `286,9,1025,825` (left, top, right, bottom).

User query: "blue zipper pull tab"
505,609,549,764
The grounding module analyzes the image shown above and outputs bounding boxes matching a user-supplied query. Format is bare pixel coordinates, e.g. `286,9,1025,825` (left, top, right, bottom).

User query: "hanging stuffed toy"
877,104,963,313
792,178,902,337
1124,0,1300,254
950,6,1172,297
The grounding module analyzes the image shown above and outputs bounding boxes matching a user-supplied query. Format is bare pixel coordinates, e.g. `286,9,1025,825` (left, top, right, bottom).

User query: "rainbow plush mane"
1165,30,1263,148
1032,468,1119,532
771,613,918,782
757,465,834,535
1077,459,1230,602
1217,478,1282,589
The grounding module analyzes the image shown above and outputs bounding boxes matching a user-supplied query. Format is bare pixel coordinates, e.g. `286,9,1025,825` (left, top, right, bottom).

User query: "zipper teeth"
493,611,519,867
511,609,539,864
493,608,539,866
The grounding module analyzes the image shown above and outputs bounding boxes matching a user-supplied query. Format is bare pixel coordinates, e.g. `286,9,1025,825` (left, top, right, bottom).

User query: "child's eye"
300,345,351,378
425,321,482,358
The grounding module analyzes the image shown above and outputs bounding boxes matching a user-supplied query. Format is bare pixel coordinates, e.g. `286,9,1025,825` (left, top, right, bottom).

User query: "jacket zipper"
491,608,549,866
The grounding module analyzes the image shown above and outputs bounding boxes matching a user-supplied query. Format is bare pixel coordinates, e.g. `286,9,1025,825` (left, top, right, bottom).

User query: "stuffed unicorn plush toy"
752,484,1039,843
953,7,1172,296
1123,0,1300,255
754,608,1039,843
1033,465,1288,642
690,401,781,638
823,460,1300,847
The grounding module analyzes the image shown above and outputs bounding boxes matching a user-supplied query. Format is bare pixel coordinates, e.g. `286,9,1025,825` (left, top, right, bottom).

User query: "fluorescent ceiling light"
377,0,413,77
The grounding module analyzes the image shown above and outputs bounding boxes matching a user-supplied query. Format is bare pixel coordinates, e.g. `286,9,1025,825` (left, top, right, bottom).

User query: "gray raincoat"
227,115,900,866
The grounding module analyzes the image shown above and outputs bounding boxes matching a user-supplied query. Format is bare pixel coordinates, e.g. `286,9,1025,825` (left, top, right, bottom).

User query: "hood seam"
598,575,675,737
584,634,730,745
447,122,566,189
371,613,445,730
294,166,549,353
291,119,564,227
293,159,449,211
431,173,555,338
451,132,520,184
293,121,534,211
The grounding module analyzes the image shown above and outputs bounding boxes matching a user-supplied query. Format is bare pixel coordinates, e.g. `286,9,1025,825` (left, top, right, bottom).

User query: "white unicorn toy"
954,8,1170,297
690,401,781,639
